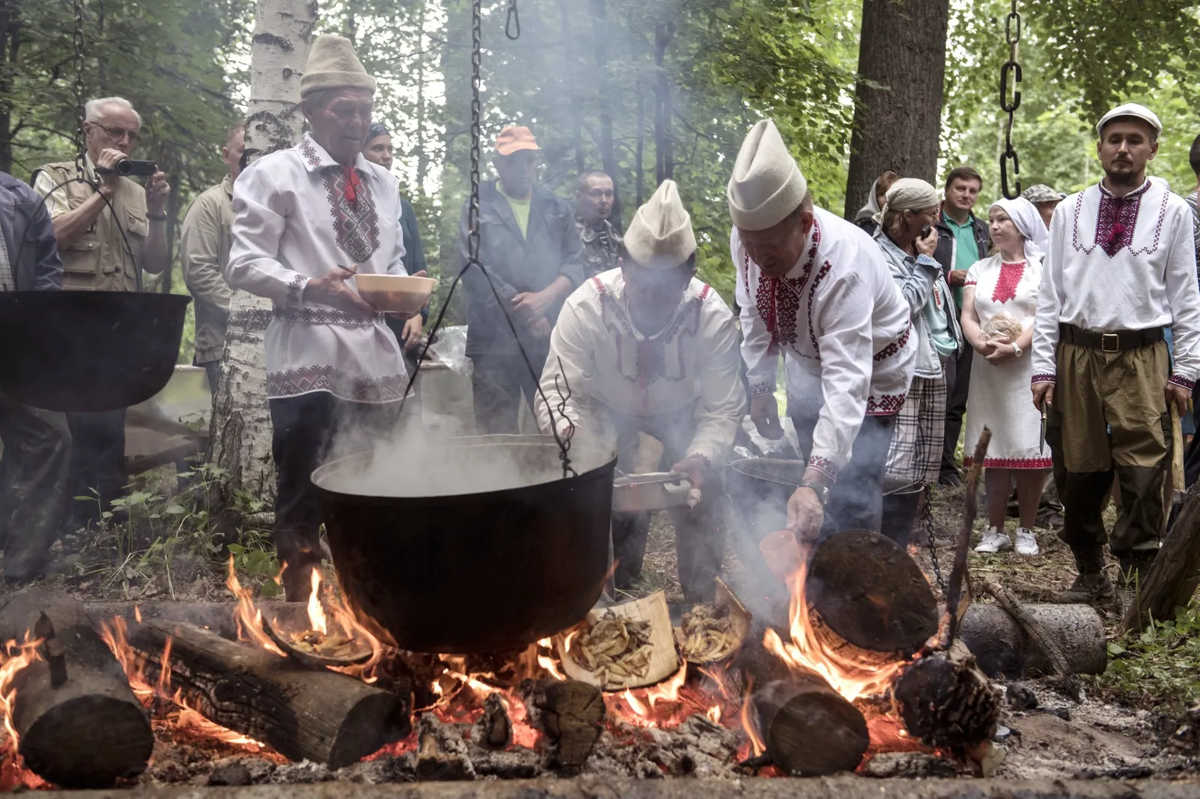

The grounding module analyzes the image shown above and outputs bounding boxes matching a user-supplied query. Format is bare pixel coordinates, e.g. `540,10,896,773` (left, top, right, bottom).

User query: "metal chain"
999,0,1022,199
466,0,483,272
72,0,88,181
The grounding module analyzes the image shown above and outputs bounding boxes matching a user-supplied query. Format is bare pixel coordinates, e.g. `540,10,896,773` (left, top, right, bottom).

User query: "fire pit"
313,435,617,654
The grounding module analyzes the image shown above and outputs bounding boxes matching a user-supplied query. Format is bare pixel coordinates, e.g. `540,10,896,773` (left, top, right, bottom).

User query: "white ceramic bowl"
356,274,437,314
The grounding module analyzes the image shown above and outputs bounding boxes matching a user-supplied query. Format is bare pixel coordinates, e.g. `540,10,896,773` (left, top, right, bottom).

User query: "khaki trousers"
1048,339,1171,555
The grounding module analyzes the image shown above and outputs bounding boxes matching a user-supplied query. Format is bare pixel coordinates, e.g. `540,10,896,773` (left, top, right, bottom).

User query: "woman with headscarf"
855,169,900,237
962,196,1049,555
874,178,963,494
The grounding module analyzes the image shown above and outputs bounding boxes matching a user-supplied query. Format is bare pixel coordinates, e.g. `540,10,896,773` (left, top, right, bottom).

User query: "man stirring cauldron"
730,120,916,547
225,35,411,602
536,180,746,601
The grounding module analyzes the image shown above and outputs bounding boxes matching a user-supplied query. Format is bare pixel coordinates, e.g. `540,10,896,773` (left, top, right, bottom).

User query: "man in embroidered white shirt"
536,180,745,601
225,35,411,602
1032,103,1200,604
730,120,916,547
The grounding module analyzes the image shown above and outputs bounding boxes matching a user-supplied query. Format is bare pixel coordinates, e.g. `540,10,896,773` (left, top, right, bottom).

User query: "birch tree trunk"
210,0,317,514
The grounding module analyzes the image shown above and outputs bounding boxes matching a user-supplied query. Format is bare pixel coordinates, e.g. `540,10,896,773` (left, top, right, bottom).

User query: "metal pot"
612,472,692,513
312,435,616,654
0,291,190,412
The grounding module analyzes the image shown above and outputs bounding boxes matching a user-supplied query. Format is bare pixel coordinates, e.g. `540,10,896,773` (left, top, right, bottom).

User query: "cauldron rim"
311,435,618,502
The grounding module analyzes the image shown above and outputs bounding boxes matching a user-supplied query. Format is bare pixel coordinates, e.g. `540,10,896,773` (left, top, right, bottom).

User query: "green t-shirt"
498,183,531,238
943,211,980,309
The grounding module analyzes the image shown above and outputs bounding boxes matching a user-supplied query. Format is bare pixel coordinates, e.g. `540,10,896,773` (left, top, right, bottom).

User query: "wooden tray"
673,577,753,664
557,591,679,691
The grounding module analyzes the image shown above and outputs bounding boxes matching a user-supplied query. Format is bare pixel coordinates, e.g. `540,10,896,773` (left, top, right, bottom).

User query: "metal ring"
1000,150,1022,200
1005,11,1021,45
999,60,1022,113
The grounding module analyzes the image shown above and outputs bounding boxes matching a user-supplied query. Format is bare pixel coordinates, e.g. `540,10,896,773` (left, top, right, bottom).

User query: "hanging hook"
505,0,521,40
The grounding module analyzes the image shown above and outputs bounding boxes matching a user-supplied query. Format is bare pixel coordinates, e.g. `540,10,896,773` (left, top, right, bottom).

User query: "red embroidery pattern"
286,273,305,305
749,219,821,349
873,324,912,362
1071,180,1170,257
322,167,380,264
1030,373,1056,384
806,261,833,357
749,381,774,396
298,137,322,169
991,261,1026,304
1169,374,1196,390
806,455,838,484
866,392,907,416
964,456,1052,469
268,365,407,402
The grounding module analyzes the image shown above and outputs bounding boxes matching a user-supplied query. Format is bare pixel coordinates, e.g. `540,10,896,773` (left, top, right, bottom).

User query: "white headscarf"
874,178,940,226
855,178,882,222
989,197,1047,262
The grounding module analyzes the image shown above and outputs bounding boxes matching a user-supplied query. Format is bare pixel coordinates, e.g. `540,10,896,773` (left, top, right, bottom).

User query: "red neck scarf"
342,165,361,205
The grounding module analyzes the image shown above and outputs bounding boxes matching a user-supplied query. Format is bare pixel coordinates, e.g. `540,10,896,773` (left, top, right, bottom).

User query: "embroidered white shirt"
734,207,916,481
535,270,746,465
1032,177,1200,388
225,134,409,402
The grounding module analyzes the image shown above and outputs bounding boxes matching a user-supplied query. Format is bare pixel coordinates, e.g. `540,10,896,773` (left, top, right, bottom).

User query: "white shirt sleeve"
1031,206,1066,383
225,161,310,306
536,299,592,436
687,306,748,465
733,232,778,397
1165,206,1200,385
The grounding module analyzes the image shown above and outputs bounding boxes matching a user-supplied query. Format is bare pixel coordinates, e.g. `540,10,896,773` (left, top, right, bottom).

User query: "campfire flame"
763,560,906,702
225,557,286,657
307,570,329,636
0,631,50,789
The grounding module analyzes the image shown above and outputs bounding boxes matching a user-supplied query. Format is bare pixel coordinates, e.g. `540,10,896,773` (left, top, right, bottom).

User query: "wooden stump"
126,619,409,768
959,603,1107,678
893,642,1001,750
520,679,605,772
752,673,869,776
0,588,154,789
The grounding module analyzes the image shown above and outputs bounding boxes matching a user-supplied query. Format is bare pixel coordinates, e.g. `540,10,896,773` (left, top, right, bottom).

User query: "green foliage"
1093,602,1200,712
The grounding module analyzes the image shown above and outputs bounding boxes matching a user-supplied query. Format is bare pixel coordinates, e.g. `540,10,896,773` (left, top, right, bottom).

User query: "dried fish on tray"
674,578,752,664
558,590,679,690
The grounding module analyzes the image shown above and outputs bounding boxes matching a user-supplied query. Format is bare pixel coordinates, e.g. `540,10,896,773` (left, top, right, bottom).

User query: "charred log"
520,679,605,772
893,642,1001,750
807,529,938,659
127,619,409,768
959,603,1106,679
478,692,513,748
0,588,154,788
416,714,476,781
88,600,311,643
750,673,869,776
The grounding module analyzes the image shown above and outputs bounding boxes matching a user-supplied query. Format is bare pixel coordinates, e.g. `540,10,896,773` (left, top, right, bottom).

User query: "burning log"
750,673,869,776
86,600,312,643
0,588,154,788
124,619,409,769
416,714,477,781
892,642,1001,751
520,679,605,772
958,602,1107,679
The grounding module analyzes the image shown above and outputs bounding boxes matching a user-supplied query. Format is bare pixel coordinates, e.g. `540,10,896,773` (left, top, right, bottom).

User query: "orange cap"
495,126,540,156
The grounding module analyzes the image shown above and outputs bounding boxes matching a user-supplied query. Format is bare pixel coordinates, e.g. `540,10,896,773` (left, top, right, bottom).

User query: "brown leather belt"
1060,323,1164,353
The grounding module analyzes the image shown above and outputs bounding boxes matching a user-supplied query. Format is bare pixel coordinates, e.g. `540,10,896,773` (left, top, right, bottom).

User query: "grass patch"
1091,602,1200,713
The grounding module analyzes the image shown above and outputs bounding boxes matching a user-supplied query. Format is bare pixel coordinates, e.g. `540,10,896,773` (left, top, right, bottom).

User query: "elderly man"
225,35,410,602
1033,103,1200,604
576,170,622,278
1023,184,1067,230
182,122,245,390
0,171,71,584
33,96,171,533
731,120,915,545
537,180,745,600
459,126,584,434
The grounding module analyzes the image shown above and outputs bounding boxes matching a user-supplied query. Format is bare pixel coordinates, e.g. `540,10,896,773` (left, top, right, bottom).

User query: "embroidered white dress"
536,271,746,465
226,134,409,402
1032,177,1200,390
964,255,1049,469
734,207,916,482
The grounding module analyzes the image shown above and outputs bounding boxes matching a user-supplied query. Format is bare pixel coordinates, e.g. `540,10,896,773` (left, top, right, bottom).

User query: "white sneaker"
975,527,1013,553
1015,527,1040,556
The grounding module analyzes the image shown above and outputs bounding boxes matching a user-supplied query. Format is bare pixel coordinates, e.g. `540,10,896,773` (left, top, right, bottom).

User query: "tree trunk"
843,0,950,219
560,0,585,176
590,0,619,226
1124,481,1200,633
210,0,316,510
0,588,154,789
653,23,674,185
0,0,17,175
415,0,429,190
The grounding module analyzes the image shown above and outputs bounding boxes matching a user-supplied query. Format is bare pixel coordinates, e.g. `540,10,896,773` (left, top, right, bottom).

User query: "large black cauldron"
0,291,190,412
313,435,616,653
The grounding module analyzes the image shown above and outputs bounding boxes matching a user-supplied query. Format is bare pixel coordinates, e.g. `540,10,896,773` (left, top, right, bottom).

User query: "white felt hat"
301,34,377,97
1096,103,1162,137
727,120,808,231
623,180,697,270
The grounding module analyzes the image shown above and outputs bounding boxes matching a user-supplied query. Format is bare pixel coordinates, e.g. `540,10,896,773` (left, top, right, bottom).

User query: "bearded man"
1032,103,1200,604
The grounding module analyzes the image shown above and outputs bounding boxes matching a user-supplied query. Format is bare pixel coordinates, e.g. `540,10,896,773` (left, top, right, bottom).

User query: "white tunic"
1032,177,1200,389
536,271,747,466
734,207,916,482
226,134,409,402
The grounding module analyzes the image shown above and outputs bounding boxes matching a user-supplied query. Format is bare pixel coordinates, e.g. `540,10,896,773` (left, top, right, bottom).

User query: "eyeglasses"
90,123,140,143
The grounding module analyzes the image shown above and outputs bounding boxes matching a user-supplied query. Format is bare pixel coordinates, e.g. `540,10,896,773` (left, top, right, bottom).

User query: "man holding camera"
33,96,171,533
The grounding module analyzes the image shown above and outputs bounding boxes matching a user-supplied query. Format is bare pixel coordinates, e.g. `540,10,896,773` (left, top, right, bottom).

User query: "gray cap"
1022,184,1066,204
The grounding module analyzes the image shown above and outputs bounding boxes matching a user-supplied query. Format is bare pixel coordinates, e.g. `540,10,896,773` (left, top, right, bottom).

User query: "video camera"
96,159,158,178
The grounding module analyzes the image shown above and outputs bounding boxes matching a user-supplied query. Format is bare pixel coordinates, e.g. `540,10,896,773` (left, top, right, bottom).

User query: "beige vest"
40,162,148,292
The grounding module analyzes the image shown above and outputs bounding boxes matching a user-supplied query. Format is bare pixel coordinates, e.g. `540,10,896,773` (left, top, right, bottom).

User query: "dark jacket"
458,180,585,357
0,171,63,291
932,207,991,278
399,196,429,324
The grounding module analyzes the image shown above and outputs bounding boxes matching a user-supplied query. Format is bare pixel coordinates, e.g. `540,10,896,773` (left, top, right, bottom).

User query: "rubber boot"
1055,544,1114,605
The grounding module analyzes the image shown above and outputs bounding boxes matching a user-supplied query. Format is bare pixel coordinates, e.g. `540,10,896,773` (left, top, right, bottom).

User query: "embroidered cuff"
685,453,712,470
749,380,776,397
287,272,310,307
1030,373,1056,385
805,454,838,485
1169,374,1196,391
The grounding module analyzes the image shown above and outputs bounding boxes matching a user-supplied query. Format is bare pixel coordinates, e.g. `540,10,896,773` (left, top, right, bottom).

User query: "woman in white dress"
962,197,1051,555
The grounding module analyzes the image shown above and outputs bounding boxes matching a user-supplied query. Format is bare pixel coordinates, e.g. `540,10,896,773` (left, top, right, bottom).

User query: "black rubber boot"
1055,545,1114,605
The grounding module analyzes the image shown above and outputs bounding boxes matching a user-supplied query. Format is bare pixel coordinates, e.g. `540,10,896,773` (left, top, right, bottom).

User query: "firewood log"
520,679,604,772
0,588,153,788
959,603,1107,678
893,642,1001,750
126,619,409,768
751,673,869,776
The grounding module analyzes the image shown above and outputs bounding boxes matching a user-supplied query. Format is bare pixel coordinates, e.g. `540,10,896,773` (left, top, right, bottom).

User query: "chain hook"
505,0,521,40
998,0,1022,199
